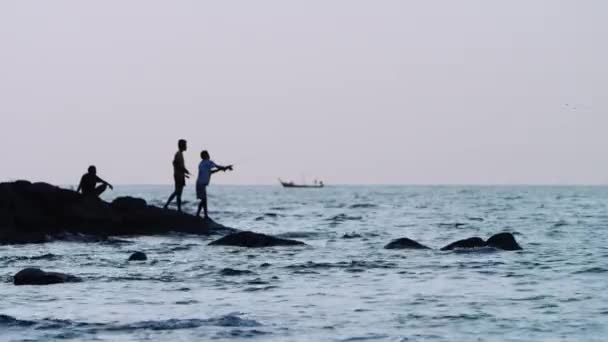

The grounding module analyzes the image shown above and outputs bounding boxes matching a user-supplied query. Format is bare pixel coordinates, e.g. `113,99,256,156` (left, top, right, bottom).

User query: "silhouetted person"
164,139,190,212
196,150,233,219
77,166,113,198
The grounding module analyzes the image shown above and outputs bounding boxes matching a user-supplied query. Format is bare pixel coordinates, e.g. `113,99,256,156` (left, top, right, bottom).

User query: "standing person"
196,150,233,219
77,165,113,198
164,139,190,212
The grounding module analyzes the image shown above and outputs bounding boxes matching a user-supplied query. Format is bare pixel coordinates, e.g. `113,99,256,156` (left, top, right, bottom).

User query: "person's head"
200,150,210,160
178,139,187,152
88,165,97,175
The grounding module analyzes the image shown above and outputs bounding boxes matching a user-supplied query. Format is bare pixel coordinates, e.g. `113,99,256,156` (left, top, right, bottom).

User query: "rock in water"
209,231,306,248
14,268,81,286
486,233,523,251
128,252,148,261
384,238,431,250
440,237,486,251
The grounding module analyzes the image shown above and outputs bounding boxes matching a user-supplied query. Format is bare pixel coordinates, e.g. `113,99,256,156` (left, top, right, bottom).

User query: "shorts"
174,174,186,190
196,183,207,200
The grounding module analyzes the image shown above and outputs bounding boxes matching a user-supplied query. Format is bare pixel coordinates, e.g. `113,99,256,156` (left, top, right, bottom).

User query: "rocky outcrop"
384,238,431,250
486,233,523,251
440,237,486,251
0,181,235,244
128,252,148,261
13,268,81,286
441,233,522,251
209,231,306,248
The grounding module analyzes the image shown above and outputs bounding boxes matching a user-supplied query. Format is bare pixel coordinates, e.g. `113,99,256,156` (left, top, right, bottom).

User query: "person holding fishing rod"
196,150,233,219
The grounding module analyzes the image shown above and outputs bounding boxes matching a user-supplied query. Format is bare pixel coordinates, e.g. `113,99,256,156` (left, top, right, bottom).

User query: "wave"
467,217,484,222
93,275,180,283
348,203,378,209
30,253,62,261
0,313,262,332
572,267,608,275
437,223,467,228
286,260,398,271
339,334,390,341
0,253,61,263
276,231,326,239
450,247,499,254
553,220,569,227
326,214,363,226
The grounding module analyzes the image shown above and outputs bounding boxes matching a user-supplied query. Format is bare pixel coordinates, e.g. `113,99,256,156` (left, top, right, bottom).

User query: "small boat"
279,179,325,188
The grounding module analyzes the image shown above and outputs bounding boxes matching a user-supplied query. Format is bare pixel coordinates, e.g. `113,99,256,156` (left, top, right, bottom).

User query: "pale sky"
1,1,606,185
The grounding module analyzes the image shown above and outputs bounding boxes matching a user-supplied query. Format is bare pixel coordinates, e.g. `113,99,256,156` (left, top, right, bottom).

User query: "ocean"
1,185,607,341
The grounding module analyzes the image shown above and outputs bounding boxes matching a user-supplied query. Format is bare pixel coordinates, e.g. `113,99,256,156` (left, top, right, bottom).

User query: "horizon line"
59,183,608,187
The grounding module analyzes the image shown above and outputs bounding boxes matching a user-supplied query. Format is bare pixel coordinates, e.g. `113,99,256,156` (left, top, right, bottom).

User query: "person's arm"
211,164,234,174
76,176,83,194
96,176,114,190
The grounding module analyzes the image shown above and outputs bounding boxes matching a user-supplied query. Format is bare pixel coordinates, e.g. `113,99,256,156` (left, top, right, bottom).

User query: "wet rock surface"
441,234,522,251
128,252,148,261
210,231,306,248
384,238,431,250
441,237,486,251
486,233,523,251
13,268,82,286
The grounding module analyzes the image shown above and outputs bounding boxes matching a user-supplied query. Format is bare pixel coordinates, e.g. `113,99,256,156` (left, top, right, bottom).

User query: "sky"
0,1,606,185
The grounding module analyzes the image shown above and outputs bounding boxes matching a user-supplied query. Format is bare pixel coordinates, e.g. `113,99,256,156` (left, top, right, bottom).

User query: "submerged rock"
128,252,148,261
13,268,81,286
486,233,522,251
220,268,255,276
384,238,431,250
209,231,306,248
440,237,486,251
0,181,235,244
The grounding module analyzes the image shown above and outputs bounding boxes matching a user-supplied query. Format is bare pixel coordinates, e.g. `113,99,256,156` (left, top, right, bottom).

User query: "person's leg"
94,184,108,197
164,192,176,209
202,187,208,219
195,183,204,217
175,186,184,212
196,200,204,217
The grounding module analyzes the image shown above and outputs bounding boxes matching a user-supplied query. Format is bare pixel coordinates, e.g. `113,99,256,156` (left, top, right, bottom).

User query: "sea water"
1,185,607,341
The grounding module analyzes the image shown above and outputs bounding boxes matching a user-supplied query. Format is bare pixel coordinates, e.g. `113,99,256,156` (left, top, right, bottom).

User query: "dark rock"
209,231,306,248
220,268,255,276
63,199,119,228
441,237,486,251
128,252,148,261
486,233,523,251
0,207,16,231
14,268,81,286
111,197,148,212
0,180,236,244
385,238,431,250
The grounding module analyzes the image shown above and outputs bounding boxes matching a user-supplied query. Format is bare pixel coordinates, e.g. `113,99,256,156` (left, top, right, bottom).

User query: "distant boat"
279,179,325,188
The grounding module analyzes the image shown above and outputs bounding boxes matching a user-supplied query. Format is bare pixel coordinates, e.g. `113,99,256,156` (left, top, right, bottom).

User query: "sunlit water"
1,186,607,341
